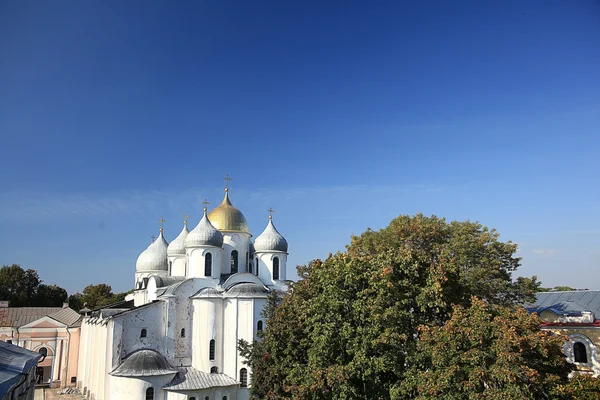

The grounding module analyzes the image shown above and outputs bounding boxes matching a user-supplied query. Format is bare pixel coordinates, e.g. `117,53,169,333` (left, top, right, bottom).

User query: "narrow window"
240,368,248,387
248,262,253,274
246,251,249,268
181,328,185,338
38,347,48,356
169,260,172,274
574,342,588,363
222,397,227,400
231,250,238,273
211,366,218,373
189,397,196,400
255,258,259,275
145,387,154,400
205,397,209,400
273,257,280,280
6,340,12,344
257,320,263,333
205,253,212,276
140,329,147,338
71,377,76,384
209,339,215,360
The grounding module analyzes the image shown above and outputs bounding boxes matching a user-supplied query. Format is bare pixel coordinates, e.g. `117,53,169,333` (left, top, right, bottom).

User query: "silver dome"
136,232,169,272
254,218,288,252
167,223,189,256
185,210,224,248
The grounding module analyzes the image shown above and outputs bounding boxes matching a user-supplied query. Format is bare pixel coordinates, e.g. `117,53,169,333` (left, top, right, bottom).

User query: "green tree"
397,297,571,400
0,265,50,306
242,214,544,399
552,375,600,399
80,283,115,309
34,284,68,307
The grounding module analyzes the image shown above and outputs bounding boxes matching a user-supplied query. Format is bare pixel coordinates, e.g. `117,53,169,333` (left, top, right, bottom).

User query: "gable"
20,315,67,329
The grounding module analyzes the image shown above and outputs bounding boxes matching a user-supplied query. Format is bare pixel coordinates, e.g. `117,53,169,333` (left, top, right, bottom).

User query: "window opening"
205,253,212,276
38,347,48,356
231,250,238,274
211,366,218,373
181,328,185,338
574,342,588,363
240,368,248,387
273,257,280,280
140,329,147,338
145,387,154,400
257,320,263,332
209,339,215,360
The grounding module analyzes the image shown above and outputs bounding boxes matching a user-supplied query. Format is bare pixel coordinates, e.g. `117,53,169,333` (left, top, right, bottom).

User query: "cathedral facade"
77,187,289,400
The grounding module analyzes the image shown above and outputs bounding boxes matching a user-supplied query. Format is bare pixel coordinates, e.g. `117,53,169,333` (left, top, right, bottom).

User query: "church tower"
254,210,288,285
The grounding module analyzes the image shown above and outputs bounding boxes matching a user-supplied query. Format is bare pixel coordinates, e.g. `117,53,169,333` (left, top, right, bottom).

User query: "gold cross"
159,217,166,232
268,207,275,219
224,173,232,190
202,198,210,211
183,213,190,225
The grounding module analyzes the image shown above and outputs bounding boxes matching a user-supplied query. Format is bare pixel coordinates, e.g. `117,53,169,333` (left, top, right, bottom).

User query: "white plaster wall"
223,299,238,379
109,374,175,400
188,247,223,278
253,298,266,340
170,256,186,277
256,252,287,286
222,233,251,275
192,298,222,373
237,299,253,384
119,302,165,357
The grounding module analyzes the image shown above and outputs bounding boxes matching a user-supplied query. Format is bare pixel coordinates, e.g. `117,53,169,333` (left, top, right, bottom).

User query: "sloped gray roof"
48,307,81,327
225,282,268,298
0,341,43,397
192,287,222,298
528,290,600,316
110,349,177,377
163,367,238,391
0,307,63,327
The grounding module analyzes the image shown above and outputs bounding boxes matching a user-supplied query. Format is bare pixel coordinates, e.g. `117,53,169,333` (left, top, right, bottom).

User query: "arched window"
257,320,263,333
189,397,196,400
248,262,253,274
181,328,185,338
574,342,588,363
255,258,259,275
231,250,238,274
209,339,215,360
222,397,227,400
210,366,218,373
145,387,154,400
240,368,248,387
204,397,209,400
38,347,48,356
246,251,249,268
273,257,280,280
205,253,212,277
140,329,147,338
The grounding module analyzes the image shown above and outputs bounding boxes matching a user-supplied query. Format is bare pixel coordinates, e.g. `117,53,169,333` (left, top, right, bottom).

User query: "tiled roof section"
0,307,62,327
0,341,43,396
528,290,600,316
163,367,238,391
110,349,177,377
48,307,81,327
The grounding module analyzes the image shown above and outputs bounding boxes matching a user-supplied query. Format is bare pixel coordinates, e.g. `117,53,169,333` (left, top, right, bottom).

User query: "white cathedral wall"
187,247,223,279
120,302,165,358
170,256,186,277
223,298,238,379
222,233,251,274
192,297,223,373
109,374,176,400
256,252,287,285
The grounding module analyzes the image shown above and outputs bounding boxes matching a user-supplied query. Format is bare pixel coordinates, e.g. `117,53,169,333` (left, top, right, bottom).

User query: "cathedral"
76,184,289,400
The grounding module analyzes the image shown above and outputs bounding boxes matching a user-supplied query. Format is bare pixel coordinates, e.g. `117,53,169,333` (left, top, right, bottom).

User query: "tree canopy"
69,284,132,311
240,214,575,399
0,264,67,307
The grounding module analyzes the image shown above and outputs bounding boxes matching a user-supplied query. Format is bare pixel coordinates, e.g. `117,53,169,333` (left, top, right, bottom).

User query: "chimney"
0,301,8,308
63,302,69,308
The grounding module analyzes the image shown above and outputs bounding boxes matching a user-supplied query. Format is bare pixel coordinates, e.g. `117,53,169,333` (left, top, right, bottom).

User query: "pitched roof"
163,367,238,391
528,290,600,316
110,349,177,377
0,307,62,327
0,341,43,397
48,307,82,327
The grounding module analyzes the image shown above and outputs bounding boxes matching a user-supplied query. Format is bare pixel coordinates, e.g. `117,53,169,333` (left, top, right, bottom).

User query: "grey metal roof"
191,287,223,298
48,307,81,327
528,290,600,316
151,276,185,288
225,282,269,297
110,349,177,377
0,341,43,397
0,307,63,327
254,218,288,252
163,367,238,391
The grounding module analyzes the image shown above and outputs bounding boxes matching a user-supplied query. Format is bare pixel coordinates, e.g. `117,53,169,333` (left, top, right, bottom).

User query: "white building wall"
188,247,223,278
109,374,175,400
119,302,165,358
169,256,186,277
222,233,251,274
256,252,287,285
192,297,222,373
223,299,238,379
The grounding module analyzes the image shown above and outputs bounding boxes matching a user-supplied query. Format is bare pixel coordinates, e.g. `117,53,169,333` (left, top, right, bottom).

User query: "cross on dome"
202,198,210,212
183,213,190,226
268,207,275,219
159,217,166,233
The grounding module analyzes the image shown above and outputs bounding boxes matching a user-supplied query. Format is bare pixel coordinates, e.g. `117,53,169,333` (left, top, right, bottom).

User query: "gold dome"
208,190,250,234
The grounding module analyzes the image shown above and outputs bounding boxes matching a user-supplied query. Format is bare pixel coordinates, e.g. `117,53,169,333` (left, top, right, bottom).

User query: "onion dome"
136,231,169,272
185,208,224,248
167,222,189,256
208,189,250,233
254,216,288,252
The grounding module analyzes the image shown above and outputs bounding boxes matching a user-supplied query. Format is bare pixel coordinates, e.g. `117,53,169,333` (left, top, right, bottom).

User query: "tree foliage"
0,264,68,306
397,297,571,399
242,214,561,399
69,284,132,311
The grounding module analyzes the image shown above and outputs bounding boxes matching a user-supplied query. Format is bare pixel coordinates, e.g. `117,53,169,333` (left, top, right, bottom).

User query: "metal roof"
110,349,177,377
48,307,82,327
528,290,600,316
163,367,238,391
0,307,63,327
0,341,43,397
225,282,269,298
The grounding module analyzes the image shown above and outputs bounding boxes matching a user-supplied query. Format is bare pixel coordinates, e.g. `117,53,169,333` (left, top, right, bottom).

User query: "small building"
0,340,43,400
0,304,81,387
528,290,600,377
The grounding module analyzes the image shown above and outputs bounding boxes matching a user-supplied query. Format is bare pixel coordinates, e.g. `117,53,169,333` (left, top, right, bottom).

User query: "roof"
48,307,82,327
163,366,238,391
110,349,177,377
0,341,43,397
225,282,269,298
0,307,63,327
528,290,600,316
207,190,250,234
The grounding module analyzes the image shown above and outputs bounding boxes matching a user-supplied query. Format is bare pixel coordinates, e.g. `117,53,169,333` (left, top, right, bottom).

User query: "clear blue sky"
1,1,599,295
